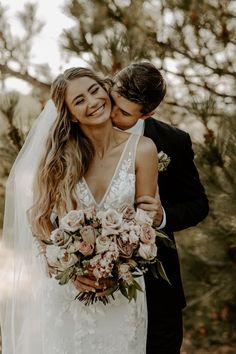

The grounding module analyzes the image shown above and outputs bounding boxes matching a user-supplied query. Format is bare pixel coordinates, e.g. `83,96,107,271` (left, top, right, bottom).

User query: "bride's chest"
76,150,136,211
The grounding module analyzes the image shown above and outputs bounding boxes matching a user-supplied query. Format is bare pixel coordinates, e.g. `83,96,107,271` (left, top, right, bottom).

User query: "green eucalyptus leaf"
150,262,159,279
133,279,143,292
42,239,53,245
119,283,129,300
156,260,171,285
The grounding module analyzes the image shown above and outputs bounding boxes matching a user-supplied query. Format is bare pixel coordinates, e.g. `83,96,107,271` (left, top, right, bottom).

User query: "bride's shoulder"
136,136,158,166
137,135,157,153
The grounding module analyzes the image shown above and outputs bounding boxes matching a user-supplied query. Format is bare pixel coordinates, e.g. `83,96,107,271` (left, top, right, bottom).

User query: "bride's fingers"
76,276,98,287
73,278,96,292
136,203,157,211
73,276,117,295
96,285,118,297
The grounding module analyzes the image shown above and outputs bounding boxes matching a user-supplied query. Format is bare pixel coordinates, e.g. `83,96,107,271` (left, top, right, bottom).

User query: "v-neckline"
82,134,132,207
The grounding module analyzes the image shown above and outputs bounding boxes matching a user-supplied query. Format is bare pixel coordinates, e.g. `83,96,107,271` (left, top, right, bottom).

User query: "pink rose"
100,209,123,236
78,240,94,256
138,243,157,260
122,206,136,220
80,225,96,245
140,224,156,245
116,237,137,258
50,228,72,248
60,210,84,232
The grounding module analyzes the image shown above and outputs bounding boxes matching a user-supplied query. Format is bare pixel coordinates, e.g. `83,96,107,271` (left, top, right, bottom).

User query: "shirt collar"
125,119,145,135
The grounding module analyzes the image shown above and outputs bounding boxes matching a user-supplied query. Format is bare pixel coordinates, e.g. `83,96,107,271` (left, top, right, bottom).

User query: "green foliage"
0,3,52,90
61,0,158,74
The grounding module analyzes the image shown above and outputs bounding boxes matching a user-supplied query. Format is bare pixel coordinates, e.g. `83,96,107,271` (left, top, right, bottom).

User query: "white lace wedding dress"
2,134,147,354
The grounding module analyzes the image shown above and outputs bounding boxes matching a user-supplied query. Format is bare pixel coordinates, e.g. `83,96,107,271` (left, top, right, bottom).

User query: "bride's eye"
75,99,84,105
91,87,99,94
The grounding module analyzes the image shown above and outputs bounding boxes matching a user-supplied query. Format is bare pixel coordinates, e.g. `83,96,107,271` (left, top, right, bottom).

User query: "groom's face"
110,87,144,130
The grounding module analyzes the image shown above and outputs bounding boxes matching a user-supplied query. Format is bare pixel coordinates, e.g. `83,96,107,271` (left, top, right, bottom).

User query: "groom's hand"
136,195,163,227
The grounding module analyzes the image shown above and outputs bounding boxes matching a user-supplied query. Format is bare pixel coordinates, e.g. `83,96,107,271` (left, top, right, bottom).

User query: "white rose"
46,245,65,267
60,210,84,232
128,230,139,244
140,224,156,244
138,243,157,260
96,235,111,254
101,209,123,236
50,228,72,248
59,251,78,270
67,240,81,253
135,208,153,226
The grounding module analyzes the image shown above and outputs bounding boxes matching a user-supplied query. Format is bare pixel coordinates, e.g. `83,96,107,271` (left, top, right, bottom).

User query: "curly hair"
30,67,110,238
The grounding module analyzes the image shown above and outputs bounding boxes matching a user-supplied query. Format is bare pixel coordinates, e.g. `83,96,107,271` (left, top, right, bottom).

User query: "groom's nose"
111,105,119,120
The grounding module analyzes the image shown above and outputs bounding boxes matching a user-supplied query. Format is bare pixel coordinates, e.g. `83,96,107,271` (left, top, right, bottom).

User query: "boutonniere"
158,151,171,172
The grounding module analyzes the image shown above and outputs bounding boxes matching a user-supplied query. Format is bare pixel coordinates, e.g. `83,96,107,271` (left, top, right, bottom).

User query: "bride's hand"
73,276,117,297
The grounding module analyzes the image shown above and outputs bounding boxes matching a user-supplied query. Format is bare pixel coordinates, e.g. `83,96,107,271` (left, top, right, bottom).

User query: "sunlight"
0,241,30,303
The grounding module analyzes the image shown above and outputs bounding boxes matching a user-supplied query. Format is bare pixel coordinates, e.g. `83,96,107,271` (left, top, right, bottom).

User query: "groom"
110,62,209,354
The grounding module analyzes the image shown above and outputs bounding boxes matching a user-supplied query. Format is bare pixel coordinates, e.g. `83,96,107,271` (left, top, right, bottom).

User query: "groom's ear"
141,111,155,120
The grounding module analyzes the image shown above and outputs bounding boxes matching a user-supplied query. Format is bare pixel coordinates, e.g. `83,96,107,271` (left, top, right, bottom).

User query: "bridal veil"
0,100,57,353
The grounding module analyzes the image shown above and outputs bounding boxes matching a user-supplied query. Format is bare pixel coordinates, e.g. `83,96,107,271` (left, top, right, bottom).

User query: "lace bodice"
76,134,139,211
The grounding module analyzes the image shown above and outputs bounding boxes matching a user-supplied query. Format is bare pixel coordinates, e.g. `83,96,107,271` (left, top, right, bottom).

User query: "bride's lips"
88,104,105,117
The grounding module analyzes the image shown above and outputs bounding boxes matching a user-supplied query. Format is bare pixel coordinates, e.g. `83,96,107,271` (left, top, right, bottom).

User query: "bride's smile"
88,103,105,117
65,76,111,126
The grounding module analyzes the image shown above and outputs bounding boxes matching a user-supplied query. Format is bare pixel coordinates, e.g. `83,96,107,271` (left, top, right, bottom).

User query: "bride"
0,67,159,354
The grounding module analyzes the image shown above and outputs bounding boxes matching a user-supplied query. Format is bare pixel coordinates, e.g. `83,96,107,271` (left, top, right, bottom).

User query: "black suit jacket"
143,118,209,315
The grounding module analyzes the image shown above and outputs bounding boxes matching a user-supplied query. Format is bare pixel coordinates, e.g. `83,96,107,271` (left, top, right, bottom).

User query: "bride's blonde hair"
30,67,110,239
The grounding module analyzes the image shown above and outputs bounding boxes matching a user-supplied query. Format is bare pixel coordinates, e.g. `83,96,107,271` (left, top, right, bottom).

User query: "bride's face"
65,76,112,127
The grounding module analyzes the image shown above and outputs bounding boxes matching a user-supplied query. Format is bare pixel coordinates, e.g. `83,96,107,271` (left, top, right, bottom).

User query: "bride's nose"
87,94,98,107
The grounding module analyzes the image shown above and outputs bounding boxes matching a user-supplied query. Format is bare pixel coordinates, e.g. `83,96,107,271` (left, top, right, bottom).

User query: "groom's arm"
136,193,164,227
136,134,209,232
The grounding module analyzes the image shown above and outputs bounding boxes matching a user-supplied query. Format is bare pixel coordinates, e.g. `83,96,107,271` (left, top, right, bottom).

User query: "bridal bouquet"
45,206,172,305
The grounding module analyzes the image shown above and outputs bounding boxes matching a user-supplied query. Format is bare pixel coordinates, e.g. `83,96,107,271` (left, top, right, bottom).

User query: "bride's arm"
135,136,159,199
135,136,163,225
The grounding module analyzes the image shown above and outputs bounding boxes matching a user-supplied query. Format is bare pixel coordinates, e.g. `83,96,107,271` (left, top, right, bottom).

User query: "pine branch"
0,64,50,90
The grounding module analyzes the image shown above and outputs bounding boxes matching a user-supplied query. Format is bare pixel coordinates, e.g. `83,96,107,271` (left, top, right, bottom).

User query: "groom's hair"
113,62,166,115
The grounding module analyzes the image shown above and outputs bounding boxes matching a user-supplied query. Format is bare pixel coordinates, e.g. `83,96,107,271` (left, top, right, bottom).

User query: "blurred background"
0,0,235,352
